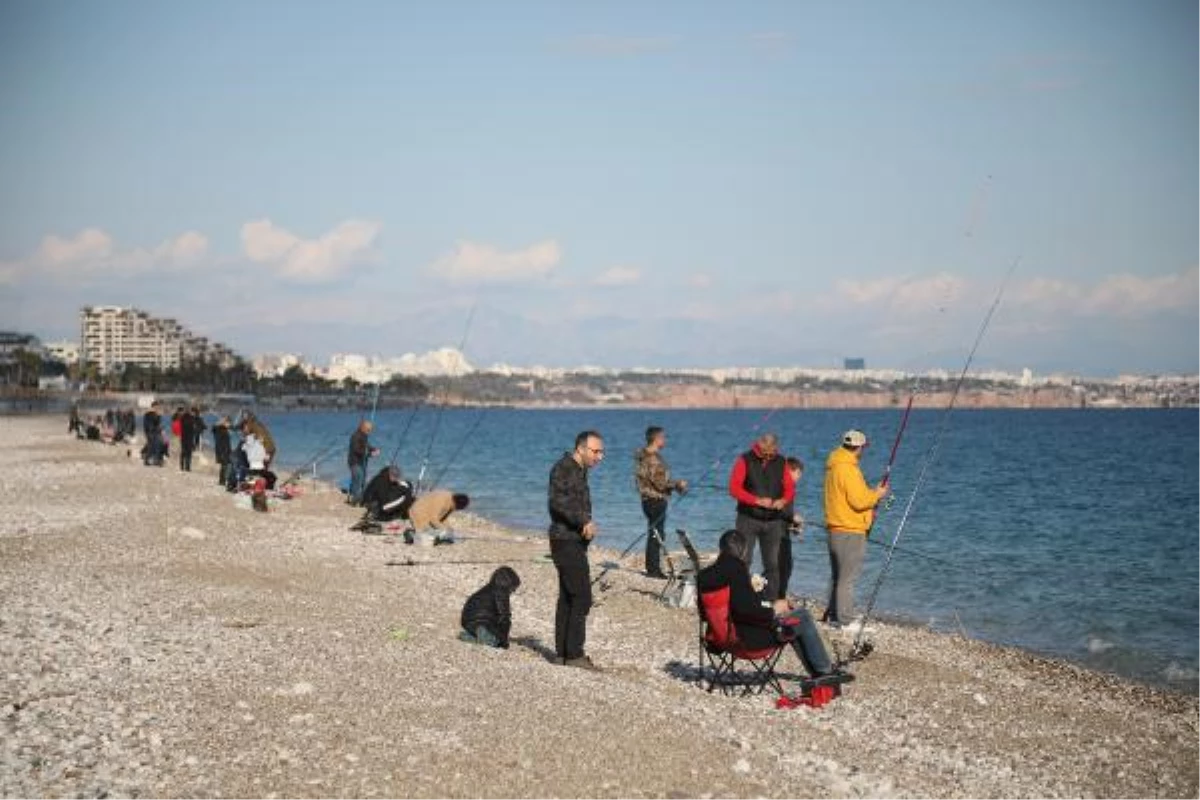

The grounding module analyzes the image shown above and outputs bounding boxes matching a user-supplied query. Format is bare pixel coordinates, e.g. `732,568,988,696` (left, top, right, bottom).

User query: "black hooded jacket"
460,567,521,647
362,468,415,520
697,550,776,650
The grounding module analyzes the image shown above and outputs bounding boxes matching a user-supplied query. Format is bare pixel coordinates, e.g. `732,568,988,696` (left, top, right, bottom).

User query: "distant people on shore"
548,430,604,671
347,420,380,506
190,406,207,454
635,425,688,579
823,429,888,634
179,407,197,472
68,403,81,435
728,432,794,613
213,417,233,486
459,567,521,649
240,412,276,467
142,403,164,466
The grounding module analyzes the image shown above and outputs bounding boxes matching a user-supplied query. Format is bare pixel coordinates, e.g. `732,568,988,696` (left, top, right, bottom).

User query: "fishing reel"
847,640,874,662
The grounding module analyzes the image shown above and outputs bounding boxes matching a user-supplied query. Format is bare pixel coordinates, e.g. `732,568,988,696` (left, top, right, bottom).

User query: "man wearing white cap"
823,429,889,632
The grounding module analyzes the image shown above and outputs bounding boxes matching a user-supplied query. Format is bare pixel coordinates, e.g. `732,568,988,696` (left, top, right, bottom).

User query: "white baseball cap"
842,429,868,447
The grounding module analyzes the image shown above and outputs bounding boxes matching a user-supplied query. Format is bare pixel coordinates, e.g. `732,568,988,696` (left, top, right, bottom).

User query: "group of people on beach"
69,402,281,501
452,424,889,686
343,420,472,543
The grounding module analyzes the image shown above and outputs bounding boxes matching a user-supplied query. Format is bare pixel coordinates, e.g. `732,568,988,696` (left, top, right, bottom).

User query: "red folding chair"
697,586,786,696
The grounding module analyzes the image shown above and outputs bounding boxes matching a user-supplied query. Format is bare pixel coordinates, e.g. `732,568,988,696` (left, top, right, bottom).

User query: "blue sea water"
250,406,1199,692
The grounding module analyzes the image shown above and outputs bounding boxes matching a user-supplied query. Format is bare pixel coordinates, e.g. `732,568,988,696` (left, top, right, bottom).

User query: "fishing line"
417,303,477,493
849,255,1021,661
427,408,489,489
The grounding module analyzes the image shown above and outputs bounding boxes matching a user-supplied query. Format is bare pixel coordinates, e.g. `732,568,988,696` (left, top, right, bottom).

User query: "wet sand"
1,415,1196,798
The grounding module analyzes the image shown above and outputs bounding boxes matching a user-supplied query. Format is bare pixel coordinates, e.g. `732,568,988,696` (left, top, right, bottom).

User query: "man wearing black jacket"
212,417,233,486
698,530,841,679
547,430,605,670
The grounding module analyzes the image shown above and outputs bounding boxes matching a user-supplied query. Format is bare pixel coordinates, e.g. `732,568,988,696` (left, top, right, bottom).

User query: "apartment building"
79,306,238,373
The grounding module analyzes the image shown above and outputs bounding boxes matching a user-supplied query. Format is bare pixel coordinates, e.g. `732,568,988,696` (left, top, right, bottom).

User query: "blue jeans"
348,462,367,503
459,625,501,648
777,608,834,676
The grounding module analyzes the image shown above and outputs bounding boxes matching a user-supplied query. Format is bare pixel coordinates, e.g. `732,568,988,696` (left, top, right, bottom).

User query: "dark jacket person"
460,567,521,648
547,430,604,670
698,530,837,678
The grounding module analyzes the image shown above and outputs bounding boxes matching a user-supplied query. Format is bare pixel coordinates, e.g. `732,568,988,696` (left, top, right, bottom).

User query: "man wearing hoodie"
728,432,794,612
634,426,688,579
823,429,889,632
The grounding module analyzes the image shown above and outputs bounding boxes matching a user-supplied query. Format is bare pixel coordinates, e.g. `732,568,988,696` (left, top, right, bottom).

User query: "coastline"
1,415,1196,798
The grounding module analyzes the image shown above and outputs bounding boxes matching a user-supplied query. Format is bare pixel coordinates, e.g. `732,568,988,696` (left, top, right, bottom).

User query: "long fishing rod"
416,303,477,493
277,434,347,489
866,384,919,535
849,256,1020,662
387,399,424,470
427,408,489,489
591,403,785,589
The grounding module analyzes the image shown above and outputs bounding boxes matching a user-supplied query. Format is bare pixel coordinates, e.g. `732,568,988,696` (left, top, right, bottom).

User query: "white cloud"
687,272,713,289
241,219,380,284
836,272,967,313
1,227,210,284
593,266,641,287
1014,267,1198,317
429,239,561,284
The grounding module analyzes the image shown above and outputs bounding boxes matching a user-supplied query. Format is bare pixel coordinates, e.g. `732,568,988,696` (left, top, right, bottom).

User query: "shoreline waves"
1,416,1196,798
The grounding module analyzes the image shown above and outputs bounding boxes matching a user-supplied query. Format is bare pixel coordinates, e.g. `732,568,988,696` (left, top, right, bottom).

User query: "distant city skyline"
1,1,1196,377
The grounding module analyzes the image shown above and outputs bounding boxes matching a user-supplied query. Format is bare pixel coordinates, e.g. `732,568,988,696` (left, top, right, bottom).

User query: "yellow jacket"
823,447,880,534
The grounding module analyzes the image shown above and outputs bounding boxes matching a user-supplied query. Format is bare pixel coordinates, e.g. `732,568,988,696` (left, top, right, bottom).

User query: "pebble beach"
1,415,1196,799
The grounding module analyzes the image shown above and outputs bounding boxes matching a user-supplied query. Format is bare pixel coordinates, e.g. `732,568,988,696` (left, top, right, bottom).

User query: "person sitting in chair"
697,529,847,681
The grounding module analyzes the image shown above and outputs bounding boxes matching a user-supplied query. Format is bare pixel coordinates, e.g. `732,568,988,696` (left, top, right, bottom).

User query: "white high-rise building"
79,306,238,373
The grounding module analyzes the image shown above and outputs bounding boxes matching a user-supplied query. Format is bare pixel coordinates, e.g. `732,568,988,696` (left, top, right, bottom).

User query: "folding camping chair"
696,585,787,696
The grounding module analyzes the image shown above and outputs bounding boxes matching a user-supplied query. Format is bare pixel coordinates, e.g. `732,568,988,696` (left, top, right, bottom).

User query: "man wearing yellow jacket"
823,429,889,632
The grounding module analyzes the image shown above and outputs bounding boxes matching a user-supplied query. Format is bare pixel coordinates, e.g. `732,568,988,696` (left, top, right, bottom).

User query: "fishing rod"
848,256,1021,662
866,384,919,534
277,434,347,489
386,399,424,471
427,408,489,489
807,524,957,569
416,303,477,493
591,403,785,590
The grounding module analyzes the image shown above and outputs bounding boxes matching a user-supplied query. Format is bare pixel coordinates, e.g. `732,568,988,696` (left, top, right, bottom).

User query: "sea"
239,405,1198,693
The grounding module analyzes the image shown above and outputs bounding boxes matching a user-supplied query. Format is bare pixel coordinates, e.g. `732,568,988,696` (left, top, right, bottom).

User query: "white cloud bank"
1014,267,1198,317
593,266,641,287
429,239,561,284
241,219,380,284
0,228,209,285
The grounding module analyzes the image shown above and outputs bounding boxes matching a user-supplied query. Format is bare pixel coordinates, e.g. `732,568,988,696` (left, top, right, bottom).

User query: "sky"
0,0,1196,376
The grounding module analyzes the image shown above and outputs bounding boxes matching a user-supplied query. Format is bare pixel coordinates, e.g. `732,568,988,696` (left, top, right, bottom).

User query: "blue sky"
1,0,1195,375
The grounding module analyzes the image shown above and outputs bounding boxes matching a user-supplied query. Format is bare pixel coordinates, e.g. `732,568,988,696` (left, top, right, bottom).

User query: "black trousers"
550,537,592,661
641,497,669,575
778,532,794,600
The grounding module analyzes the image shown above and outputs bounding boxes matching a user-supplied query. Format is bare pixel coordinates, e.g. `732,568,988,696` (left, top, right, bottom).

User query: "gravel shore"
1,415,1196,799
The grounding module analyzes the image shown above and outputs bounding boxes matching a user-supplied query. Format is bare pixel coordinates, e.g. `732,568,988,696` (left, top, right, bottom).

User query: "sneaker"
841,618,876,636
563,655,601,671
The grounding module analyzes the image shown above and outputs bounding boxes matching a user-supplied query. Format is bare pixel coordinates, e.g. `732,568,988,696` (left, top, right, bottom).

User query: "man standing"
212,417,233,487
347,420,379,506
179,407,196,472
823,429,889,632
548,430,604,670
727,432,794,606
634,426,688,579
